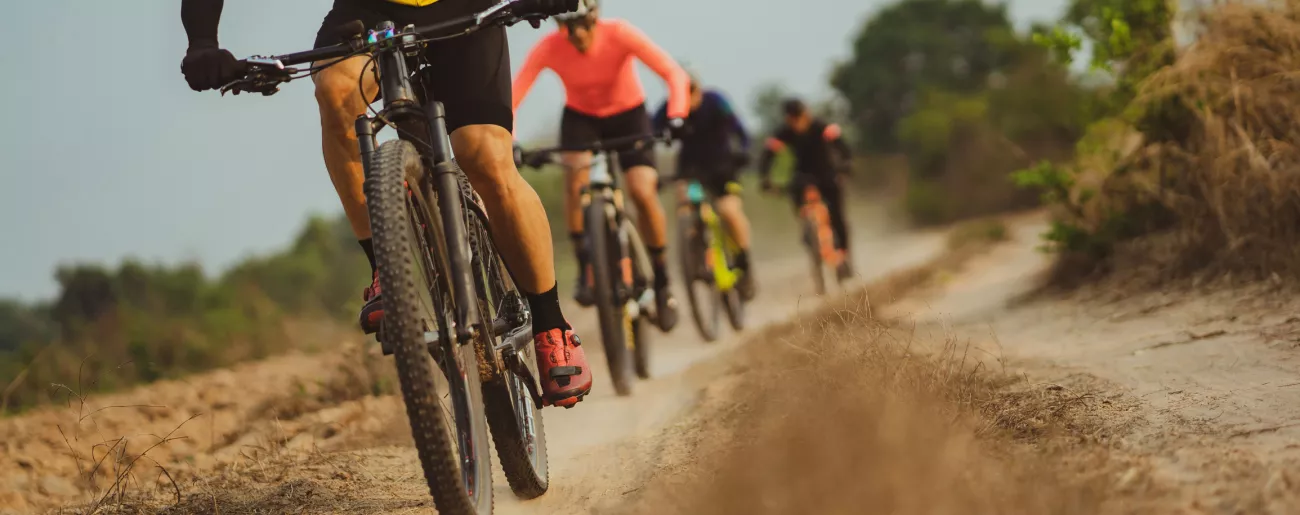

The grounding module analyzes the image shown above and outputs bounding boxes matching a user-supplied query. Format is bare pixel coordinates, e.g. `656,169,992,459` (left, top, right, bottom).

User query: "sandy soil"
0,203,949,514
9,209,1300,515
888,215,1300,514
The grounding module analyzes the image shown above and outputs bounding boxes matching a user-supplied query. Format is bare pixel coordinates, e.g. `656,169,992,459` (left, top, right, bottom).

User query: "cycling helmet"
556,0,599,22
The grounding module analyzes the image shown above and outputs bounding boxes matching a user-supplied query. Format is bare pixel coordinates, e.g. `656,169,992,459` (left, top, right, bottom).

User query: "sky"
0,0,1066,301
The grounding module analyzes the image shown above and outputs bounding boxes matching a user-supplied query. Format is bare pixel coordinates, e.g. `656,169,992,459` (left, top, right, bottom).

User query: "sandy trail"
0,202,948,514
16,208,1300,514
887,215,1300,513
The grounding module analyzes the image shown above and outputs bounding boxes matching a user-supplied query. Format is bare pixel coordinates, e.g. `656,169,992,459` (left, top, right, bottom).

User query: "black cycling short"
313,0,513,133
679,162,741,198
560,105,655,171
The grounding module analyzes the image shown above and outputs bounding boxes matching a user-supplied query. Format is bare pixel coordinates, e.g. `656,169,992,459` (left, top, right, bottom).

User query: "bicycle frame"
584,150,655,312
684,182,740,292
801,185,843,267
348,21,505,353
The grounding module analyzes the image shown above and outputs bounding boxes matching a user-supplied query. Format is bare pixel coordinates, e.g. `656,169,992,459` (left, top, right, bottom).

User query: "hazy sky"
0,0,1065,300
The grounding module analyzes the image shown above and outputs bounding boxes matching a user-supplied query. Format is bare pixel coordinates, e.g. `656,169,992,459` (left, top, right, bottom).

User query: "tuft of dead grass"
1143,0,1300,276
621,299,1123,515
1056,0,1300,286
616,231,1141,515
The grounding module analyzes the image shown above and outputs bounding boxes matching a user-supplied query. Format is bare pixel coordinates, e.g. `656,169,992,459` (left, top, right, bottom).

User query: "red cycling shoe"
359,271,384,334
533,327,592,408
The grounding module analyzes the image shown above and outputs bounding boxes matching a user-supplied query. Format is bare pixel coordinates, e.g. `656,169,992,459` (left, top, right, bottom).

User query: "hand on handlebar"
513,143,555,170
181,47,248,92
662,118,690,141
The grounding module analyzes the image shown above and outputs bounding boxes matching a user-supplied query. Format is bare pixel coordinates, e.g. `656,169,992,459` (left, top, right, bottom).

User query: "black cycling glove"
664,118,691,140
181,46,246,92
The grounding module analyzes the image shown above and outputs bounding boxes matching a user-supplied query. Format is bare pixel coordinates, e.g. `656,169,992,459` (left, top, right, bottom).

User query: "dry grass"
1145,0,1300,275
620,298,1125,515
1060,0,1300,285
616,229,1146,515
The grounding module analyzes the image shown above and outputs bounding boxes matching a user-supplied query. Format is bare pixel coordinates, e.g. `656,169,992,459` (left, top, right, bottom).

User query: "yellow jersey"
385,0,442,5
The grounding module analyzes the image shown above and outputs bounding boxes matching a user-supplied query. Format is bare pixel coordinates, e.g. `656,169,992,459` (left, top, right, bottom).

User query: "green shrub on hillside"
834,0,1096,226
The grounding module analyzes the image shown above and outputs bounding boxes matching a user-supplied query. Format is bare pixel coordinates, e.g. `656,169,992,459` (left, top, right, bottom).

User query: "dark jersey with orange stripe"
758,120,852,181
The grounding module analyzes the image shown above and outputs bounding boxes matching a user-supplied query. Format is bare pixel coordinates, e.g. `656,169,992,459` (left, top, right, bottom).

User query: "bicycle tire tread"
366,139,489,515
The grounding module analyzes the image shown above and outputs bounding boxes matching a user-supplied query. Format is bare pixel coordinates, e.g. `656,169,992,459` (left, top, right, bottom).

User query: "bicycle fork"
355,102,485,346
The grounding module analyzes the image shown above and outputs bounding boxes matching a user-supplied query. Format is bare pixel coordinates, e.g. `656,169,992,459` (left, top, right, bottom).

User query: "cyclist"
651,76,756,300
758,97,855,278
511,0,690,332
178,0,593,408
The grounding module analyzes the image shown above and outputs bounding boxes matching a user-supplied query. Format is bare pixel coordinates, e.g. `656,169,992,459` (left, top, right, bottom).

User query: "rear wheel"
679,210,720,342
366,140,493,514
463,193,548,499
803,217,827,296
586,196,634,396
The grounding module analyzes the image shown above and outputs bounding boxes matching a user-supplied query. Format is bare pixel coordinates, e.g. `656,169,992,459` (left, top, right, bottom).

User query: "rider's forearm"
181,0,223,49
510,46,548,114
831,137,853,174
621,24,690,118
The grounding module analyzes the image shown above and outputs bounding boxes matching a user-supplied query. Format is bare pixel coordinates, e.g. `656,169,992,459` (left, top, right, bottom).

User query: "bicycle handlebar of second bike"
515,133,674,170
221,0,578,96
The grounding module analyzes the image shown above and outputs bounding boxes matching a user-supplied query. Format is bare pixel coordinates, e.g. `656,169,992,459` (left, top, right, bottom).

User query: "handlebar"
516,133,672,170
222,0,577,96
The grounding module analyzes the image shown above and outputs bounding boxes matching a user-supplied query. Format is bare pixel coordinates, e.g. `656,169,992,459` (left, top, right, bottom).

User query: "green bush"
904,180,950,226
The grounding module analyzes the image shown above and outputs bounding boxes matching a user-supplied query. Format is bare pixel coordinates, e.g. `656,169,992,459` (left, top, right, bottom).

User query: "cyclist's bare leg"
714,195,752,249
626,164,678,329
560,152,593,235
312,56,379,239
624,165,668,248
450,126,558,292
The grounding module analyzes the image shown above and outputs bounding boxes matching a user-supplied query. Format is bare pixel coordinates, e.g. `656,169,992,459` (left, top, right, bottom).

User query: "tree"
831,0,1027,152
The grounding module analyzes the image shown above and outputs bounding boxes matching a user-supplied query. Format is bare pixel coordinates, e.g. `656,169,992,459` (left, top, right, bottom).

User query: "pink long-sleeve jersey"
512,19,691,120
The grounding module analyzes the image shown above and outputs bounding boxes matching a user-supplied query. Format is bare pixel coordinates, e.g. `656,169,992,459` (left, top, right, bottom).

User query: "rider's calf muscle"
451,126,557,293
715,195,751,249
561,156,591,235
624,165,668,248
314,57,378,240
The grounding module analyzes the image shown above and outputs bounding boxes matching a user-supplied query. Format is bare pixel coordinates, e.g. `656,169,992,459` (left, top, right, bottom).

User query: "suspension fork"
424,101,483,342
356,116,378,179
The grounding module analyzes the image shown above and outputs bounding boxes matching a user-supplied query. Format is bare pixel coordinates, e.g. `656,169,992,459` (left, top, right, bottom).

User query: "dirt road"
10,209,1300,514
0,201,948,514
887,216,1300,513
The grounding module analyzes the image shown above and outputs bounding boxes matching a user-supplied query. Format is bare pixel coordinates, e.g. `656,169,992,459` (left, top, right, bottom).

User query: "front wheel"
586,196,634,396
678,210,720,342
366,140,493,514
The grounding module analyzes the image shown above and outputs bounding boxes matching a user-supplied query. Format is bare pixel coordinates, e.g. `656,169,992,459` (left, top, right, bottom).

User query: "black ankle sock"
359,239,377,274
649,246,669,289
570,232,589,270
736,249,750,272
526,283,570,334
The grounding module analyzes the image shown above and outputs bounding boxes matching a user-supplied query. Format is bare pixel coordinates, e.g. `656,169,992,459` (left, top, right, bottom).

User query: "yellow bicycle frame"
687,182,742,292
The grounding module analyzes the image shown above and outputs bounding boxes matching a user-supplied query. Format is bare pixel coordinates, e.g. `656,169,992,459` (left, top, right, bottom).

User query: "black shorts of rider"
678,161,740,198
788,174,840,207
559,105,656,171
313,0,513,134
